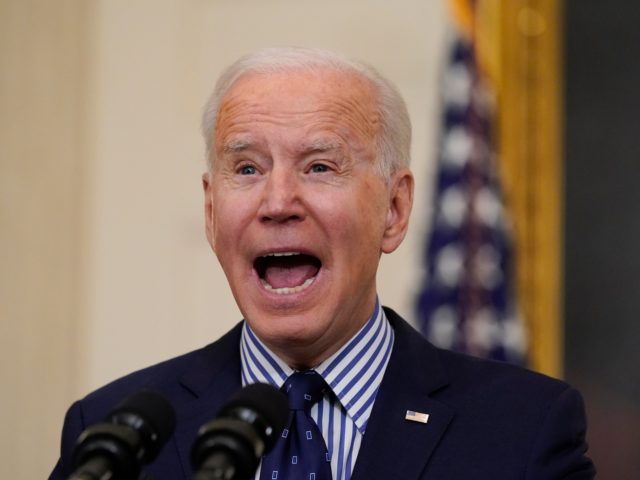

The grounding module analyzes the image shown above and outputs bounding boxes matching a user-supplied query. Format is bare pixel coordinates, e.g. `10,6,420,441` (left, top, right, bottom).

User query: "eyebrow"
221,138,343,155
222,139,254,154
304,139,342,153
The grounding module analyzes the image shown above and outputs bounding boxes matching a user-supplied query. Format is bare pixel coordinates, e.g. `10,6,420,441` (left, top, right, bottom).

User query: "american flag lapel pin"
405,410,430,424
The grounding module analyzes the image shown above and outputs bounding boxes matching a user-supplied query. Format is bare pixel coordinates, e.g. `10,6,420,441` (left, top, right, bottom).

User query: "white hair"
201,47,412,181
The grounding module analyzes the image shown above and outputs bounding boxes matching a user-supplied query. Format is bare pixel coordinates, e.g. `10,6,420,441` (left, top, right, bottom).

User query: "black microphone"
68,391,177,480
191,383,289,480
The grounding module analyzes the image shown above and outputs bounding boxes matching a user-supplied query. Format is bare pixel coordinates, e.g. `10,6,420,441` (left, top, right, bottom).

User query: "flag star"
442,126,472,169
428,306,459,349
435,244,464,287
439,186,467,228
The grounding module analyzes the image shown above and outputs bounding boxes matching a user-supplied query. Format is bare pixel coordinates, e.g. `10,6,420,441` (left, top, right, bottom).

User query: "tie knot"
284,370,327,410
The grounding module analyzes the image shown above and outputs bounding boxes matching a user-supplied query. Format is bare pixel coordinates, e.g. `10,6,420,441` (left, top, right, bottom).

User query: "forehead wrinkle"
322,96,381,142
219,90,379,130
216,85,381,157
218,110,369,144
218,115,373,164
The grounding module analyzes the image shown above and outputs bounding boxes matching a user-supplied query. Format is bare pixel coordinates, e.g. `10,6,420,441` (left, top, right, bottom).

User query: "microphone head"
191,383,288,479
219,383,289,450
109,390,177,462
71,391,177,480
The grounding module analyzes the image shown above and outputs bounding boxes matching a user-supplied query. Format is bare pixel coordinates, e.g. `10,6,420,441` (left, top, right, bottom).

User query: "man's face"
203,69,413,368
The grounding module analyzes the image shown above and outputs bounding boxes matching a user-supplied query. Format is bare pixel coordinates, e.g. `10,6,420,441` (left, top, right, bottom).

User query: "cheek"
211,192,252,252
355,184,389,232
320,191,388,253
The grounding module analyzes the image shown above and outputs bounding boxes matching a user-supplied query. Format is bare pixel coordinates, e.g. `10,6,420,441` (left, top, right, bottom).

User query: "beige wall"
1,0,88,477
1,0,447,477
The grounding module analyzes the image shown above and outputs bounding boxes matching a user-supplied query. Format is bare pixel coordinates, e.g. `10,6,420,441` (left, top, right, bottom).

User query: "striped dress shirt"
240,299,395,480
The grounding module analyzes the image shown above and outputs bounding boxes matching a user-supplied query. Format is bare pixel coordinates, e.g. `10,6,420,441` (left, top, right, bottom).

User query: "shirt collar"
240,298,394,433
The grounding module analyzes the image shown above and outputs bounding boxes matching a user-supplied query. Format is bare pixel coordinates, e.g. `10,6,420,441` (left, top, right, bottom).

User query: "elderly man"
50,48,594,480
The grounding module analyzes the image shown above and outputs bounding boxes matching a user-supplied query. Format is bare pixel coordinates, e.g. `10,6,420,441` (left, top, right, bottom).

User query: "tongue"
264,257,319,289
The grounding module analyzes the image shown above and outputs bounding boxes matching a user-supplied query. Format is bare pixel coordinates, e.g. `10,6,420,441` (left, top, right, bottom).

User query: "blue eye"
239,165,256,175
310,164,329,173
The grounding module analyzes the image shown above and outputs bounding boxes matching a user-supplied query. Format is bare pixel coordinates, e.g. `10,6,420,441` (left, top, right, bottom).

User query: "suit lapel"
172,323,244,478
351,310,454,480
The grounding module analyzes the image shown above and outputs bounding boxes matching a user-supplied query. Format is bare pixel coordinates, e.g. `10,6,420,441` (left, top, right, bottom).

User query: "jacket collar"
174,322,244,477
351,307,454,480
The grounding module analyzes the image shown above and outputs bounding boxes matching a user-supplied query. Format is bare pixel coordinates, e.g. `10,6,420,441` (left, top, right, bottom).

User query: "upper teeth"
263,252,300,257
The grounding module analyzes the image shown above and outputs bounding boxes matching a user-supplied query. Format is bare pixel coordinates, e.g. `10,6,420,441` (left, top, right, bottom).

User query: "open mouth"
254,252,322,295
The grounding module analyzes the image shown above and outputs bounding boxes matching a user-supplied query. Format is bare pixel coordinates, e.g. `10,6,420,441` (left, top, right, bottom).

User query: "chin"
246,305,333,347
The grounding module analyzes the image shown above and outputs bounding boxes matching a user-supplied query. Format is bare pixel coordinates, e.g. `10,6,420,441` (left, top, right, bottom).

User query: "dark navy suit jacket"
50,308,595,479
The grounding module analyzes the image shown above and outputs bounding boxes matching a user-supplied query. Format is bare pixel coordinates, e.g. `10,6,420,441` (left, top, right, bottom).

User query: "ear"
202,172,216,251
381,168,414,254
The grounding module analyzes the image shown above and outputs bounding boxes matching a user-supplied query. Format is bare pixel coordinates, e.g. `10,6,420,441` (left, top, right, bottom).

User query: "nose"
258,166,305,223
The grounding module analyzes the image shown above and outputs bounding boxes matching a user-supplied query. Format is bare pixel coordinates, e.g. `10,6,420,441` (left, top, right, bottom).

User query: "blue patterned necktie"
260,370,333,480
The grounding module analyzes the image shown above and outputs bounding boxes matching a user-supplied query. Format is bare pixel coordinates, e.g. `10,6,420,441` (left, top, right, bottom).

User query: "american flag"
415,35,527,364
405,410,430,424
